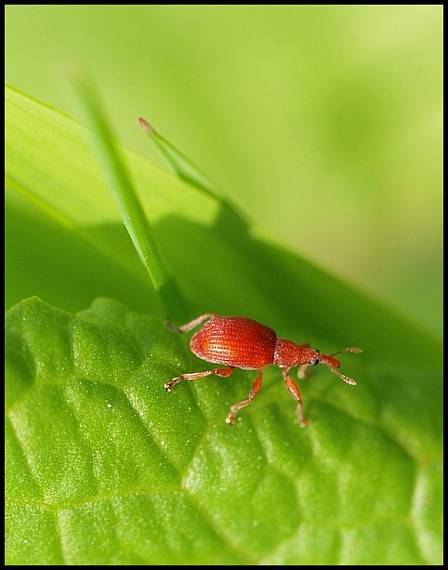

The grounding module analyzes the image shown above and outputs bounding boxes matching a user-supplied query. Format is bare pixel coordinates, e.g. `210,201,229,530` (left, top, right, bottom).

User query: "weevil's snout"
319,354,340,369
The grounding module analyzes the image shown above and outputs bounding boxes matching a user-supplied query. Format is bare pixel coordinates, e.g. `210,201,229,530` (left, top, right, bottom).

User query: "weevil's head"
298,347,324,367
300,346,362,385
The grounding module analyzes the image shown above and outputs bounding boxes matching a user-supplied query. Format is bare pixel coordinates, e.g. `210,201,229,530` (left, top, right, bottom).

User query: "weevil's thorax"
274,339,318,369
274,339,300,368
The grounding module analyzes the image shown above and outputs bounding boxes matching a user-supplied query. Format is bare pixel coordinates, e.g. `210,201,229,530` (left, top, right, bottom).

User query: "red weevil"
165,314,362,427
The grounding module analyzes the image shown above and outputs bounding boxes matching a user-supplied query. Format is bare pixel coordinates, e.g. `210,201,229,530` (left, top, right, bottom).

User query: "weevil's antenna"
330,347,363,357
329,367,357,386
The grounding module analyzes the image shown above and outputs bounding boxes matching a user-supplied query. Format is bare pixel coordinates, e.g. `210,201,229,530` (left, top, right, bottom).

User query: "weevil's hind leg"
164,366,234,392
165,313,217,334
282,369,308,427
226,370,263,425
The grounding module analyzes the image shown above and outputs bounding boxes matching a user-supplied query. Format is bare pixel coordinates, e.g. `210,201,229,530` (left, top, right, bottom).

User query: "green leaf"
5,85,442,564
5,297,442,565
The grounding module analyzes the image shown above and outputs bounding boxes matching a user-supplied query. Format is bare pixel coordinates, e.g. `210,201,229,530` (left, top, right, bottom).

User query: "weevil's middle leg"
164,366,234,392
226,370,263,425
282,369,308,427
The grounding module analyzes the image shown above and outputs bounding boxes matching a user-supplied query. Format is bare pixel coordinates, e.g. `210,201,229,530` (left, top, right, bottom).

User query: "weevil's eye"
311,349,320,365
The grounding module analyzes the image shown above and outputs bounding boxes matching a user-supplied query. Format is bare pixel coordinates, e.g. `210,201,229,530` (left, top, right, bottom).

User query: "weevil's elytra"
164,313,362,427
191,317,277,370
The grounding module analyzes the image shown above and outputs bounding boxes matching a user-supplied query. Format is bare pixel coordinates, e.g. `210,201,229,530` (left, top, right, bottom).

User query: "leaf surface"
5,297,442,564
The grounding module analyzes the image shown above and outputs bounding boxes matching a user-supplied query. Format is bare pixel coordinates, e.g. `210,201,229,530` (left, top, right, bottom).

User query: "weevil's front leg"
298,364,312,380
297,343,311,379
282,369,308,427
165,313,217,334
164,366,234,392
297,342,311,380
226,370,263,425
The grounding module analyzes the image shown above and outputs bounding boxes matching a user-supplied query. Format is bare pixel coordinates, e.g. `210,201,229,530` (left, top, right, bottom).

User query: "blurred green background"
5,5,442,335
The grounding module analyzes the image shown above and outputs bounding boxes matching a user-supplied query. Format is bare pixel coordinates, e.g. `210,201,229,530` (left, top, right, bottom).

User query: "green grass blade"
138,117,248,235
138,117,222,199
72,78,188,320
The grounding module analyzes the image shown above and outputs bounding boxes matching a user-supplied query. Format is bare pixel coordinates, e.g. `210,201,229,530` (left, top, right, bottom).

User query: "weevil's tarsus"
226,370,263,425
296,407,309,428
165,366,234,392
164,318,181,334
